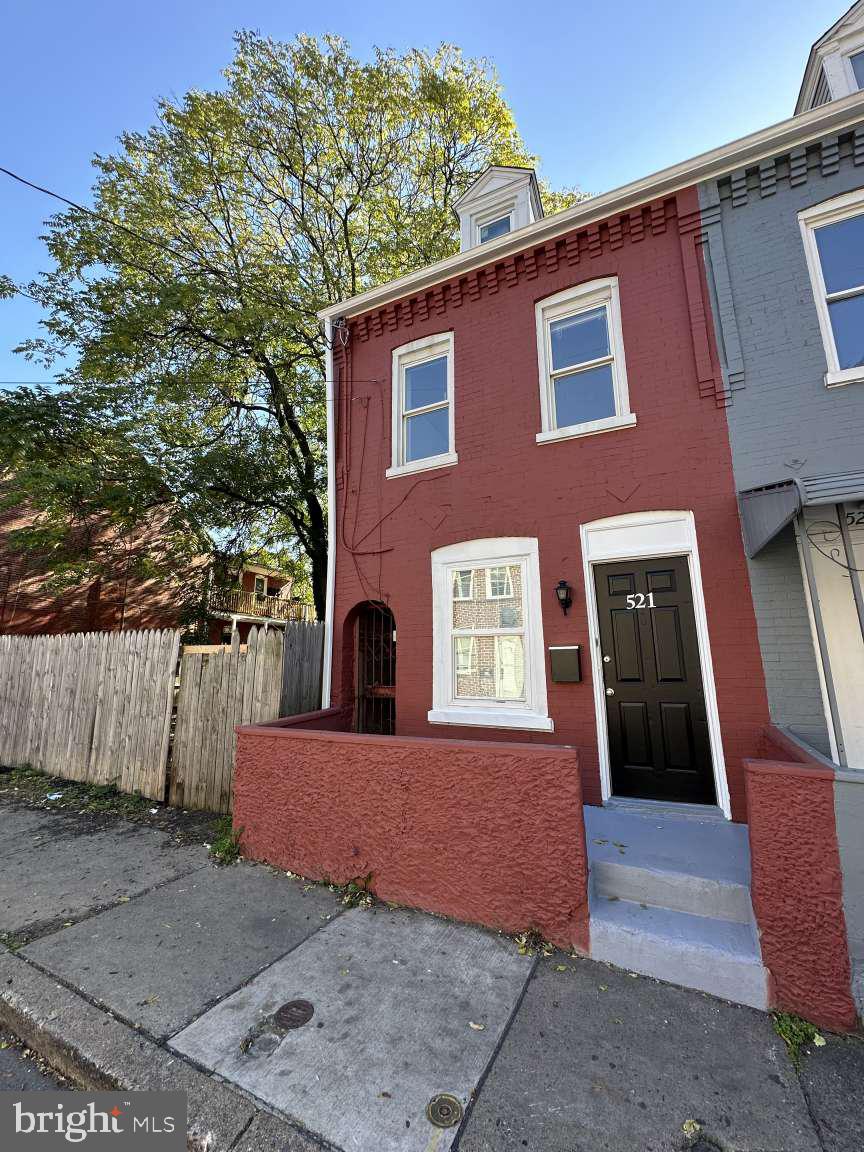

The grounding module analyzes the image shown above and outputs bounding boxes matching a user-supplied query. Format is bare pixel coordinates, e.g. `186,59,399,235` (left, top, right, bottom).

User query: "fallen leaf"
682,1119,701,1137
555,964,568,972
469,1021,485,1031
599,984,608,992
117,896,130,903
813,1034,826,1047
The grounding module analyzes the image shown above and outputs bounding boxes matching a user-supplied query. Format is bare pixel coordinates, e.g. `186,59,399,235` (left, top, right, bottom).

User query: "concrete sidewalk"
1,799,862,1152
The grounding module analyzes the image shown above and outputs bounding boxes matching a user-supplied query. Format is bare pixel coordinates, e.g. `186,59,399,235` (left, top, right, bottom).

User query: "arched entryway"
355,602,396,735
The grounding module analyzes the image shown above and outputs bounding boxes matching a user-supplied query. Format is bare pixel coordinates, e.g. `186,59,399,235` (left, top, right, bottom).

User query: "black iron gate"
355,603,396,735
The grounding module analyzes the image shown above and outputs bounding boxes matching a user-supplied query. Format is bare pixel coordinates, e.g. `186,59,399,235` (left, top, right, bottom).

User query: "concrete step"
585,804,755,923
589,896,769,1010
591,857,754,922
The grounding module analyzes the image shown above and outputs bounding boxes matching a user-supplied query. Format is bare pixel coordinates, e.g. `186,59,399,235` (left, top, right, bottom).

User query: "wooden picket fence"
0,620,324,814
170,626,285,813
0,629,180,800
280,619,325,717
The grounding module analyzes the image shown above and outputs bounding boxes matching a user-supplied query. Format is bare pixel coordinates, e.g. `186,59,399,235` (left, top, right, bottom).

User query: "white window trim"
534,277,635,443
799,188,864,389
580,510,731,820
472,198,516,247
386,332,457,479
477,212,512,246
485,565,513,600
429,537,552,732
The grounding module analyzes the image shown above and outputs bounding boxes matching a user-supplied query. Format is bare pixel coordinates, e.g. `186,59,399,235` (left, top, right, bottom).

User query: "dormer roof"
453,165,544,253
796,1,864,113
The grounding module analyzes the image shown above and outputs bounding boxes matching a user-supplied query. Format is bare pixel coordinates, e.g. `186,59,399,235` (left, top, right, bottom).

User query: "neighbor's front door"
594,556,715,804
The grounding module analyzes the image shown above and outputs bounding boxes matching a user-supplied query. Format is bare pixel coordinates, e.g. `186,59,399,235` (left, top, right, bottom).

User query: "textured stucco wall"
331,185,770,819
698,128,864,772
235,722,590,951
835,770,864,1017
746,756,856,1029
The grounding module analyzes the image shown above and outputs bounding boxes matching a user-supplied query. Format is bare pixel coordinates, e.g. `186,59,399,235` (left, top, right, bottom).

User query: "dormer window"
478,214,512,244
454,166,543,253
796,4,864,111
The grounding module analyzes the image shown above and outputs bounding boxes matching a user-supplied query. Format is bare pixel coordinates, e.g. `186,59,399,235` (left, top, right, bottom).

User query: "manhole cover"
273,999,314,1030
426,1094,463,1128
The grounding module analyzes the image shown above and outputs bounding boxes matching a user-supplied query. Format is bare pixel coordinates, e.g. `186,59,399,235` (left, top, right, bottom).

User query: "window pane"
479,216,511,243
454,636,475,675
828,293,864,369
495,636,525,700
550,306,609,371
487,566,513,598
553,363,616,427
852,50,864,89
452,570,473,600
452,565,523,629
405,406,449,462
404,355,447,411
454,636,524,700
815,215,864,294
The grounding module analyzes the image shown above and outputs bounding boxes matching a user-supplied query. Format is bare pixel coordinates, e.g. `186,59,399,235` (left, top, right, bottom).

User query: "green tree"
1,34,582,619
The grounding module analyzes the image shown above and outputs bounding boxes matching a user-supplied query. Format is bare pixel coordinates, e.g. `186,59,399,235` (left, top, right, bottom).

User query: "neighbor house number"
625,593,656,609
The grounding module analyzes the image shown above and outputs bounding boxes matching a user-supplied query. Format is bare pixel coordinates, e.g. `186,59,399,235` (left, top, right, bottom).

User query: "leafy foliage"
1,34,583,616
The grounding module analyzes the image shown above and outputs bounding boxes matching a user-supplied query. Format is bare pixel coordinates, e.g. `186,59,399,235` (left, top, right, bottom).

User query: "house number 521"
626,593,655,609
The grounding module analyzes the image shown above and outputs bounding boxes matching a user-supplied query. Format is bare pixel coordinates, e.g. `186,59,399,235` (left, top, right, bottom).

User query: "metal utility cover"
170,907,532,1152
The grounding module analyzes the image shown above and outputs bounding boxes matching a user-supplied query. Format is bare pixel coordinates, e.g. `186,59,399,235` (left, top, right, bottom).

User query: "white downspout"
321,317,337,708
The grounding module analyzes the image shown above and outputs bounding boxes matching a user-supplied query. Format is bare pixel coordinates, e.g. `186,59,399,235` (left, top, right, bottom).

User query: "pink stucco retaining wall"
746,727,856,1031
234,714,590,951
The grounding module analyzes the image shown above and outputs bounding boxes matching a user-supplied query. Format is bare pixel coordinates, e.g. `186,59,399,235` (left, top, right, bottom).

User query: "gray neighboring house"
698,1,864,1010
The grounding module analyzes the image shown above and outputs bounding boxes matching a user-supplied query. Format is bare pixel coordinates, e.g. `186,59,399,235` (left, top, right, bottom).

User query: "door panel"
594,555,715,804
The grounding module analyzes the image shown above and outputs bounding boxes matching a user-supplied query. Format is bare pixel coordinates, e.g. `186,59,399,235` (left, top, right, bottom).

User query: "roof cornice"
319,90,864,322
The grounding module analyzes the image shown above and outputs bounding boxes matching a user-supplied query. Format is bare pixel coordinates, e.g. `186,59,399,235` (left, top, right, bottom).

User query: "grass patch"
338,873,374,909
208,816,243,865
0,764,152,818
514,929,553,957
772,1011,826,1070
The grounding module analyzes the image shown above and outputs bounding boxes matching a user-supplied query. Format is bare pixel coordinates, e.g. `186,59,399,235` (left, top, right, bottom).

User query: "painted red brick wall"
235,718,589,951
746,751,856,1030
331,187,769,818
0,503,188,636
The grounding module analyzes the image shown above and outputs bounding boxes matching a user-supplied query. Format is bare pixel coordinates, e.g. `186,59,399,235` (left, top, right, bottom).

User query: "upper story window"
478,214,511,244
800,189,864,388
534,277,636,444
851,49,864,88
386,332,457,478
429,537,551,732
254,575,266,598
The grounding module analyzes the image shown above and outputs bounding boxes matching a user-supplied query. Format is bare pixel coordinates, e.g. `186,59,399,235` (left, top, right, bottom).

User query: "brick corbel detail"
678,206,728,408
350,199,685,347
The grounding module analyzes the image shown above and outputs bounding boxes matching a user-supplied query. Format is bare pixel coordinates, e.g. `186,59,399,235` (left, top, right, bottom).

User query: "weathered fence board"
170,626,284,813
280,620,324,718
0,628,180,800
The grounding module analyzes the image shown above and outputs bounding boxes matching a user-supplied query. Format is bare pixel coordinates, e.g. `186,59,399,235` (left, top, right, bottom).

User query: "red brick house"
0,501,310,640
234,102,864,1029
0,501,192,636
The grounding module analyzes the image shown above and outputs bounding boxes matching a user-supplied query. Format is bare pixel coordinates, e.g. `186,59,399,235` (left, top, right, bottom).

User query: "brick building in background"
0,501,193,636
0,501,311,640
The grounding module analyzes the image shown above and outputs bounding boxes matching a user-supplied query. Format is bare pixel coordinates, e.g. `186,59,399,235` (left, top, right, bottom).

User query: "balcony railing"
208,587,313,622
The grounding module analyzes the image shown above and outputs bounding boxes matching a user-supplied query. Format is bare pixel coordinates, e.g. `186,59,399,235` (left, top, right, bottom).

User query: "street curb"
0,948,326,1151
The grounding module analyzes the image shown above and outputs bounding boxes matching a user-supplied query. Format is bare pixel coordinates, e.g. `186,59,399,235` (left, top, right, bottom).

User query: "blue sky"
0,0,845,383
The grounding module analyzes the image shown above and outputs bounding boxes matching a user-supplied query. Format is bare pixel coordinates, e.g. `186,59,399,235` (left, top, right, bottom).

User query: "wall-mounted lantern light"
554,579,573,615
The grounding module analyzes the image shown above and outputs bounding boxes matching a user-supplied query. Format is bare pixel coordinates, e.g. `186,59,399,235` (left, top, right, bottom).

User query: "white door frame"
580,510,731,819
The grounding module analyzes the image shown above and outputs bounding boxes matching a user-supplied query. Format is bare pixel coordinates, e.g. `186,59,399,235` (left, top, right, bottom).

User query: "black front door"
594,556,715,804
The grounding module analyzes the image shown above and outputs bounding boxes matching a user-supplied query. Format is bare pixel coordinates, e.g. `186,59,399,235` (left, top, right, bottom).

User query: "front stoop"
585,805,769,1010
